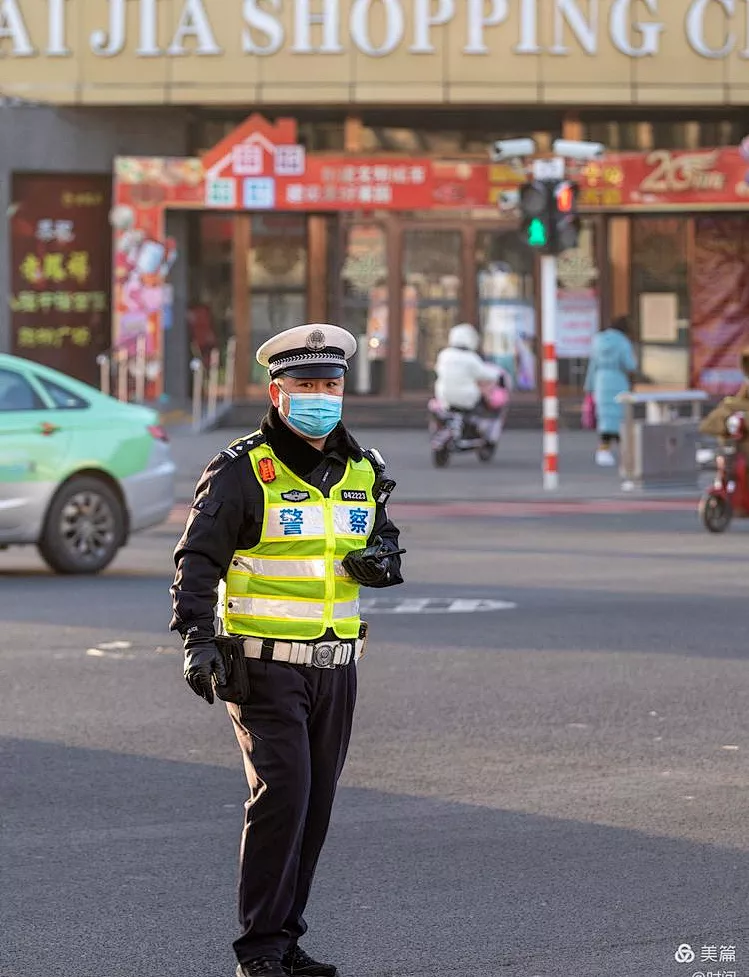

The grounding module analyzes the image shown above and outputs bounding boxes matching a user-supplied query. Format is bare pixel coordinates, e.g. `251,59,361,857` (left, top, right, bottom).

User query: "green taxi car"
0,353,176,574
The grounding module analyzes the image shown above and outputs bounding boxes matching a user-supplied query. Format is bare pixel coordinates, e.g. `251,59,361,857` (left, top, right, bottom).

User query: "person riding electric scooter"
698,347,749,531
699,347,749,457
430,323,509,466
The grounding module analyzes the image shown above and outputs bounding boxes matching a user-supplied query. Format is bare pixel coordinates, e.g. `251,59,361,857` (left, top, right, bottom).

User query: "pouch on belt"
213,635,252,704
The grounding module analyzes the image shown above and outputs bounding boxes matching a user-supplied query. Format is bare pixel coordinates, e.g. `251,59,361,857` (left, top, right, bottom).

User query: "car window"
0,368,43,412
37,377,89,410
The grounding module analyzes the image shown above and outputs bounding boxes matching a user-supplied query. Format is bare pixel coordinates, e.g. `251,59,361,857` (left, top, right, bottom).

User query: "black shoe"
237,958,286,977
282,944,338,977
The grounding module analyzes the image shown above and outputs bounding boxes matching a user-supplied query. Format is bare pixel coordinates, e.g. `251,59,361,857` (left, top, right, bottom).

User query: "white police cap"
256,324,358,379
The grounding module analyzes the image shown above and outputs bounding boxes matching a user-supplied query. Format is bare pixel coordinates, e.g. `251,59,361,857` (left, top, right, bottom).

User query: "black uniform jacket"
170,407,404,640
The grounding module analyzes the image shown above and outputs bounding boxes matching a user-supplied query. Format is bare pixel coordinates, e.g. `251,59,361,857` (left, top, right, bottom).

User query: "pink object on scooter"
484,386,509,410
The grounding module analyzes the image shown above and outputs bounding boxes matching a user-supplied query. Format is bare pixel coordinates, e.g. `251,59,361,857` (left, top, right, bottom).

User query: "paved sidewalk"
168,424,704,505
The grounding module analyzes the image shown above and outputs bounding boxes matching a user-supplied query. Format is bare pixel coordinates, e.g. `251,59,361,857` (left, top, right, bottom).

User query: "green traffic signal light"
527,217,548,248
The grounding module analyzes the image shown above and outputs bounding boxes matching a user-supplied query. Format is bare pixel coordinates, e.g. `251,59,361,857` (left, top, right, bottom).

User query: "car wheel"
38,476,125,574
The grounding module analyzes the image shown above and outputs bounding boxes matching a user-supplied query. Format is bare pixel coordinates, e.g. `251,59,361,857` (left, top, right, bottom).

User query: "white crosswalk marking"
392,598,432,613
360,596,517,614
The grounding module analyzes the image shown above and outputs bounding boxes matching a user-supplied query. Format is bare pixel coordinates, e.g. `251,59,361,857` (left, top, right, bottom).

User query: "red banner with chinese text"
11,174,112,385
195,114,492,211
577,147,749,211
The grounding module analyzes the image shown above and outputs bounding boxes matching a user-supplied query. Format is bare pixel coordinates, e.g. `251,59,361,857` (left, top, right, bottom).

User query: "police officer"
170,324,404,977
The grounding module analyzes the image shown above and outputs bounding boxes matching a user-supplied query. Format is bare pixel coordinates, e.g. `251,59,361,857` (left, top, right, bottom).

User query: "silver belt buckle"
311,643,335,668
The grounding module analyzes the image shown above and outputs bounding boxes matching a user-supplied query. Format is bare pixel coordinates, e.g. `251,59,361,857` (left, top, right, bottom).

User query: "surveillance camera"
491,138,537,162
552,139,605,161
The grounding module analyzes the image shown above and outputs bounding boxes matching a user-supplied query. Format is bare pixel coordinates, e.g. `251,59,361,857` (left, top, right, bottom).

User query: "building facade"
3,0,749,402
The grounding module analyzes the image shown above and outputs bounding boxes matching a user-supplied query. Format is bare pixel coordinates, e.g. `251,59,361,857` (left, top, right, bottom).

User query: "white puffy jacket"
434,346,500,410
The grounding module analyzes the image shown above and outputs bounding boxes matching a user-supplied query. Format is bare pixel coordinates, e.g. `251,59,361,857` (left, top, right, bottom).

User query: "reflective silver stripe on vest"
266,504,325,539
232,556,348,578
333,503,375,538
228,597,360,620
233,556,324,578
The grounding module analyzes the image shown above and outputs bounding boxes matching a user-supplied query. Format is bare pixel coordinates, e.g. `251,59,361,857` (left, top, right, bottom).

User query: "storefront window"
583,114,749,152
476,229,537,392
402,230,462,392
360,109,563,156
340,223,388,395
631,217,690,387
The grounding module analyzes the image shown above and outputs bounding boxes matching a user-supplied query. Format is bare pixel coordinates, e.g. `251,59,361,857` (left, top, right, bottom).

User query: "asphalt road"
1,508,747,977
169,427,687,504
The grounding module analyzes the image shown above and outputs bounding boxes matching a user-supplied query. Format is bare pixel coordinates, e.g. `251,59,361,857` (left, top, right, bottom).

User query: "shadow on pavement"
1,736,745,977
0,573,172,632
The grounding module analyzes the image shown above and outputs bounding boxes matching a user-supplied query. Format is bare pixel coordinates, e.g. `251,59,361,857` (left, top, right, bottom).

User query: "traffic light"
517,179,580,255
553,180,580,253
519,181,554,252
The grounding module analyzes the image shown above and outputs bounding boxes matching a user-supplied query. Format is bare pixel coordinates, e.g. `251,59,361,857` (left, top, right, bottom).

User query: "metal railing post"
134,335,147,403
190,358,204,432
117,348,129,402
206,347,220,419
223,336,237,407
96,353,111,397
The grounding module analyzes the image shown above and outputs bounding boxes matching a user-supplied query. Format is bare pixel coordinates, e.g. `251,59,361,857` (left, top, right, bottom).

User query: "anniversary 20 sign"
578,146,749,211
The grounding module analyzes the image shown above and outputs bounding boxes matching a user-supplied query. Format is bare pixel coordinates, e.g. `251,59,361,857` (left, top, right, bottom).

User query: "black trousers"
227,658,357,963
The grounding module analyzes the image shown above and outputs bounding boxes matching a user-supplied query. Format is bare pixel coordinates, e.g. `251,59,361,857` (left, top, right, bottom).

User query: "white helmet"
448,323,480,352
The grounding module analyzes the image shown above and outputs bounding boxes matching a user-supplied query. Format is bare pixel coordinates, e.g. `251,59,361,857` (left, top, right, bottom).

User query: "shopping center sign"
2,0,749,104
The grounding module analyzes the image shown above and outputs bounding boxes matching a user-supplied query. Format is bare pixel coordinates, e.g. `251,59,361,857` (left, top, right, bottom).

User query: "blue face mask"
282,391,343,439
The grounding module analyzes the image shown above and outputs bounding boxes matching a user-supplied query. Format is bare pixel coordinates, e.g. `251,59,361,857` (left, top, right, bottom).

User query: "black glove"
183,632,227,705
342,536,406,587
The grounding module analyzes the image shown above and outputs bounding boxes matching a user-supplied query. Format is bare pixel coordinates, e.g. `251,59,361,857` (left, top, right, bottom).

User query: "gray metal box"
629,420,701,488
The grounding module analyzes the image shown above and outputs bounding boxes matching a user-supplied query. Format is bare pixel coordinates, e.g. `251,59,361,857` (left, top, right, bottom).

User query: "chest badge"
282,490,310,502
258,457,277,483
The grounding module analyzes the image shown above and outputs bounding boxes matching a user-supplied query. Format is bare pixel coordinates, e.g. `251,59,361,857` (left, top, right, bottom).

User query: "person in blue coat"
584,316,638,466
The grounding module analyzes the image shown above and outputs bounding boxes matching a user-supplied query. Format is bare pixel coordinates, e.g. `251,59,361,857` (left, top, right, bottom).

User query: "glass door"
339,222,388,395
475,227,537,392
556,218,601,393
631,216,690,387
248,214,308,384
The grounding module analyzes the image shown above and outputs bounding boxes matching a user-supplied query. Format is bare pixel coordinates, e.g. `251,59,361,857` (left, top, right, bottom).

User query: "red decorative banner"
199,115,490,211
578,145,749,210
691,215,749,395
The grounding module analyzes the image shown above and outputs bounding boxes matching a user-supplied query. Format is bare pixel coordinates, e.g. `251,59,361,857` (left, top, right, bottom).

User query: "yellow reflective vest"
220,439,376,641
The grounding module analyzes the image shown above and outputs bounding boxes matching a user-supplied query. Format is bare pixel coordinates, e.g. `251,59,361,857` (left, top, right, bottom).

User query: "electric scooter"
698,411,749,532
428,384,509,468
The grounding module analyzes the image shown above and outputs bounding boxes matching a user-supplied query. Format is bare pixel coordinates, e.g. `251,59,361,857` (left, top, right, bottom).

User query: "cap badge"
305,329,327,351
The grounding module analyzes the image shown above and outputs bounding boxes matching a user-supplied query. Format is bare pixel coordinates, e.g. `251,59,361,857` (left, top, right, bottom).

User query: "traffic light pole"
540,254,559,491
493,139,605,492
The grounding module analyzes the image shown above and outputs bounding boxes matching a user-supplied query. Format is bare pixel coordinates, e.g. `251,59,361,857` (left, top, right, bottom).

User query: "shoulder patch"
221,432,266,461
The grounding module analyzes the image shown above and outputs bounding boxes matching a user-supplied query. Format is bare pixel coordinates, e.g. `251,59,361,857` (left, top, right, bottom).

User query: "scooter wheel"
433,446,450,468
478,443,496,463
699,493,733,533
